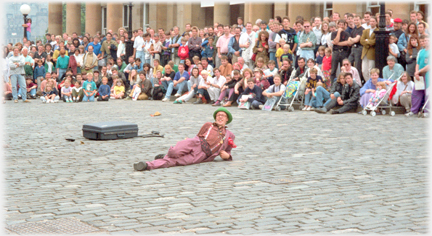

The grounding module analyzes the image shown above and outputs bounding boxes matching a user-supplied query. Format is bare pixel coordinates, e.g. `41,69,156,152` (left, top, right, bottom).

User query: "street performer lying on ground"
133,107,236,171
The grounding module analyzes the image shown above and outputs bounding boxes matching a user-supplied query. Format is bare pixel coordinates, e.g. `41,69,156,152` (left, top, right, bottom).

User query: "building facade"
48,1,429,36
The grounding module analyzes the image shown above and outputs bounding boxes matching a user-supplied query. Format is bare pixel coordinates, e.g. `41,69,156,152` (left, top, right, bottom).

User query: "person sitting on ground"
391,71,413,114
217,70,242,107
133,108,235,171
40,84,59,103
261,74,286,109
3,80,13,102
152,70,165,100
263,60,278,85
82,72,97,102
136,71,153,100
313,72,346,110
383,55,404,80
162,63,189,102
207,68,226,104
253,68,270,91
234,68,252,102
303,68,324,111
61,79,73,102
340,58,362,86
111,79,125,99
97,77,110,101
21,77,37,99
219,56,233,77
175,67,202,104
213,74,235,106
194,70,212,104
201,57,214,76
315,72,361,114
239,78,266,109
72,80,83,102
292,57,307,81
359,68,393,108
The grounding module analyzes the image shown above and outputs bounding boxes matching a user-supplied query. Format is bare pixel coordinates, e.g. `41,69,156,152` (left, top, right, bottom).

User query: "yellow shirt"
53,50,69,60
276,48,292,58
114,86,125,95
153,65,164,77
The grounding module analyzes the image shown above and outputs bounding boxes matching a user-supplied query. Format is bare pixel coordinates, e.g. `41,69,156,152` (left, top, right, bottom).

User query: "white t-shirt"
266,84,286,94
133,36,144,51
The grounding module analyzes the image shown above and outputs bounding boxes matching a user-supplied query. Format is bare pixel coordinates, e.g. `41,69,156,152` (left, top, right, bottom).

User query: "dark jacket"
330,81,344,95
341,82,360,106
242,85,265,103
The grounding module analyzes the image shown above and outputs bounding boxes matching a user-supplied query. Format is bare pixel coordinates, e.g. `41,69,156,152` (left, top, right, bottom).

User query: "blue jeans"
311,86,330,108
300,50,315,61
58,68,67,80
304,92,313,106
82,93,95,102
323,92,341,108
136,51,145,64
10,74,26,101
18,88,36,97
164,80,187,99
26,31,31,41
251,100,263,109
269,52,276,66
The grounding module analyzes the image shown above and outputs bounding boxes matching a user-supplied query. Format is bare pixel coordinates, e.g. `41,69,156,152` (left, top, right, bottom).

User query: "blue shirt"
360,78,393,96
174,71,190,81
33,65,46,80
98,84,111,96
417,49,430,88
87,42,102,56
382,63,404,80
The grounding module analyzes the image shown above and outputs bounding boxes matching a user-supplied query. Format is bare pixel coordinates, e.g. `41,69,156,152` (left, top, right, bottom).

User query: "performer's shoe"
154,154,165,160
133,161,148,171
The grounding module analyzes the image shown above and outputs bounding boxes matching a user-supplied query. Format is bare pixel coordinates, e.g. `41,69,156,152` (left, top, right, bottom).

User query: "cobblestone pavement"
3,99,429,234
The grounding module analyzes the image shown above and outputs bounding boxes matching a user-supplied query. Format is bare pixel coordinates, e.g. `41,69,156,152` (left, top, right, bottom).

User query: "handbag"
251,53,257,62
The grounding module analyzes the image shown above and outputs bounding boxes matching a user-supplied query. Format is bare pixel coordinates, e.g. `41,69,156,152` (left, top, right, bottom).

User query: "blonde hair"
370,68,380,75
376,81,386,89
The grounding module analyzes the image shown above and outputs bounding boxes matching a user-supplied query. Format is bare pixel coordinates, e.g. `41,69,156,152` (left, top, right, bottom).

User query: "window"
143,3,149,28
101,7,107,35
323,1,333,18
367,1,380,15
415,2,429,22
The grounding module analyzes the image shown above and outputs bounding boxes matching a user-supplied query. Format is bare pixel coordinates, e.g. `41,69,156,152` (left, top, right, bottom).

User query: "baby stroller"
276,67,308,111
362,73,403,117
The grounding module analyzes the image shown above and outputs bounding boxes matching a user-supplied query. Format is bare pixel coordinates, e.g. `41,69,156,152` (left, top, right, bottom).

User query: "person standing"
216,25,234,68
360,16,378,82
348,15,365,84
298,21,317,61
8,47,30,103
239,22,255,68
330,20,351,82
188,26,202,61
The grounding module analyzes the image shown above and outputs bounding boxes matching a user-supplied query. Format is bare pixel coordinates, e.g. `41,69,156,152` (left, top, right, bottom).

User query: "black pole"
125,2,134,60
23,14,27,40
374,2,390,78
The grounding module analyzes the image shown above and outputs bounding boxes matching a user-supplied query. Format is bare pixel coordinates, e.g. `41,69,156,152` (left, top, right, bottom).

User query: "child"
277,43,293,69
316,46,326,69
21,77,37,99
41,85,59,103
44,54,54,73
152,70,164,100
201,37,215,67
82,72,97,102
97,77,110,101
33,59,46,89
178,37,189,63
61,80,73,102
111,79,125,99
322,47,332,89
72,80,83,102
263,60,278,85
367,81,387,108
219,56,233,77
303,68,324,111
254,57,267,72
388,35,400,58
276,39,287,68
75,73,84,87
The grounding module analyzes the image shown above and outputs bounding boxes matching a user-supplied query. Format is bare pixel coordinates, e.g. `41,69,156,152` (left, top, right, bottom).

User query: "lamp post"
125,2,134,60
20,4,31,40
374,2,390,77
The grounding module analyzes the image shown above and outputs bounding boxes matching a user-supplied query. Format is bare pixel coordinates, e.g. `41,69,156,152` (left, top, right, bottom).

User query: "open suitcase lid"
82,121,138,133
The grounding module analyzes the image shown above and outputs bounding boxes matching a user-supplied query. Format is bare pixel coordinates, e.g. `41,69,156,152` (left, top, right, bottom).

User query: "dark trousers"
97,96,109,101
197,88,210,101
331,49,350,81
348,46,364,84
325,98,358,113
189,51,201,61
161,54,171,67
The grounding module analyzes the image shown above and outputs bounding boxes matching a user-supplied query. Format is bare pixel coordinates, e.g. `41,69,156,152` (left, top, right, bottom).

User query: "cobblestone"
3,99,428,234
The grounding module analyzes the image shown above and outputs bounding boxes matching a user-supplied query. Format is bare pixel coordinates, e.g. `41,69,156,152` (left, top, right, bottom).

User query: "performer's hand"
220,150,230,160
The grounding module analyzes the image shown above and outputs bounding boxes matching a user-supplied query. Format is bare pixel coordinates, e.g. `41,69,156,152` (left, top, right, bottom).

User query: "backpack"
24,64,33,76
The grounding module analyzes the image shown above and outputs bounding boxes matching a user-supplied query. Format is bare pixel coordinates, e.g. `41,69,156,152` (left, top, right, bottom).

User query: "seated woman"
133,108,235,171
253,68,270,91
359,68,393,108
383,55,404,80
213,72,238,107
234,68,252,104
303,68,324,111
391,71,414,114
175,67,202,104
312,72,346,109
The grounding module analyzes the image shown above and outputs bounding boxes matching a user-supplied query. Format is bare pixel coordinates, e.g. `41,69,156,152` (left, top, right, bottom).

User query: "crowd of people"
2,9,429,117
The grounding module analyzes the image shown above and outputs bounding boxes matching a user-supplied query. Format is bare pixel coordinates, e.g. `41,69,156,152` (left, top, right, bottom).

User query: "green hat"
213,108,233,125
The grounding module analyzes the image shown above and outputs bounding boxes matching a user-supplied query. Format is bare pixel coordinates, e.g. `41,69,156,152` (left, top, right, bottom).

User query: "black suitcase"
82,121,138,140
